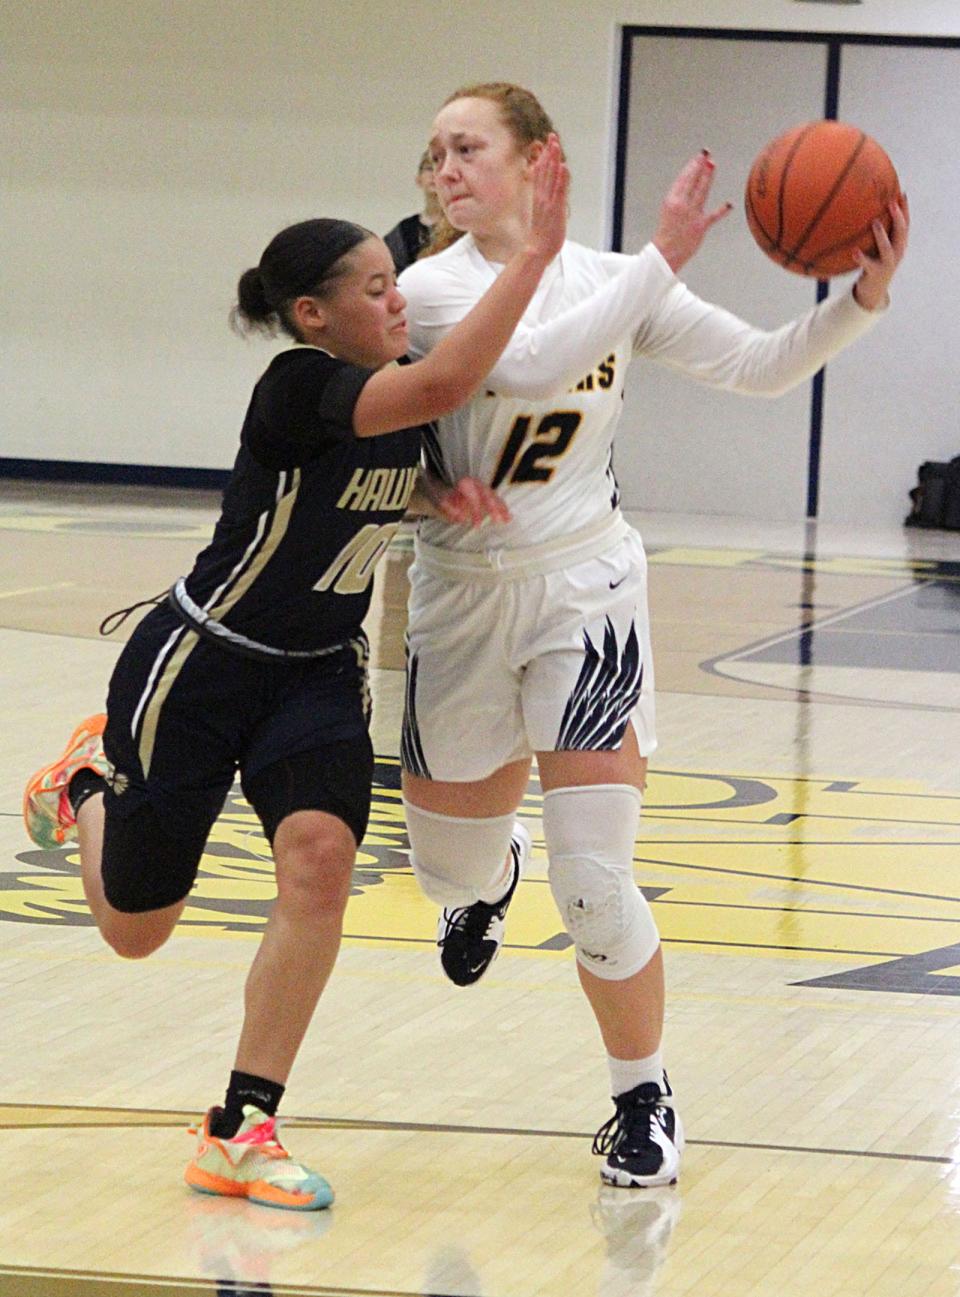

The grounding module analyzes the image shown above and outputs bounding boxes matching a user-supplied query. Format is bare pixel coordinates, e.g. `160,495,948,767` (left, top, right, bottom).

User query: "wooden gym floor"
1,479,959,1297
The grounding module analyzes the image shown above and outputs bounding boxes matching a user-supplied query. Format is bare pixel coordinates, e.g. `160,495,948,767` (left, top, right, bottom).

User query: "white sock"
607,1049,664,1098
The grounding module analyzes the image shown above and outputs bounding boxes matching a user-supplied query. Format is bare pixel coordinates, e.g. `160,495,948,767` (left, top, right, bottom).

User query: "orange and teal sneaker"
23,714,109,851
185,1106,334,1211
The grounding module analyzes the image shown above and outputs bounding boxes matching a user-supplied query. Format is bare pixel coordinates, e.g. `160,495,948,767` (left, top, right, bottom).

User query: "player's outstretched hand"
427,475,512,527
526,134,569,266
653,150,733,273
852,195,909,312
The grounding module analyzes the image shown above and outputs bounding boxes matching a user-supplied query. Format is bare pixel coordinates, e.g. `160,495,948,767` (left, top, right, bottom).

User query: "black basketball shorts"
100,608,373,913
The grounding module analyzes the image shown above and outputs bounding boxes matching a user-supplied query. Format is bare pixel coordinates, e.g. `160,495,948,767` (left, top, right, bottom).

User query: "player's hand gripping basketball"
525,134,570,266
653,150,733,273
852,195,909,312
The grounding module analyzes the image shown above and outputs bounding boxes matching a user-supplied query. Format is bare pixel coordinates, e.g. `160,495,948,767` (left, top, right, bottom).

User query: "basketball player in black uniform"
23,138,569,1210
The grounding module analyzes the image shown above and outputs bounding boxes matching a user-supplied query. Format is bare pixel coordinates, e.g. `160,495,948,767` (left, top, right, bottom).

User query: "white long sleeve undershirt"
400,236,884,403
633,279,882,397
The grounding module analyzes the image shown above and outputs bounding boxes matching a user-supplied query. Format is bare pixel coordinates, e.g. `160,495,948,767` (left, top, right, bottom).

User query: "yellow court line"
0,581,74,601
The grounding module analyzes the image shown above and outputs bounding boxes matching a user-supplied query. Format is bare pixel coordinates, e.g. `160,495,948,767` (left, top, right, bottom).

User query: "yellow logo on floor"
6,756,960,995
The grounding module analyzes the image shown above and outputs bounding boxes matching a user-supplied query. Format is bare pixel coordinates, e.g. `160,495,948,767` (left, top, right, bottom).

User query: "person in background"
384,149,442,274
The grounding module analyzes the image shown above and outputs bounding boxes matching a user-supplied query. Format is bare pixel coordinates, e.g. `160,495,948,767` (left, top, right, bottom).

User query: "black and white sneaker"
436,822,530,987
592,1076,684,1188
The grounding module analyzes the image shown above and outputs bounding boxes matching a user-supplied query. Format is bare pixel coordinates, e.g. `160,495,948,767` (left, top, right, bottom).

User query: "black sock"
209,1070,285,1138
67,768,107,816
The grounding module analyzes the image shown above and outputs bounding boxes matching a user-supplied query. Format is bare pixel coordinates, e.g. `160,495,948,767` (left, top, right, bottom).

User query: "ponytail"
231,267,274,334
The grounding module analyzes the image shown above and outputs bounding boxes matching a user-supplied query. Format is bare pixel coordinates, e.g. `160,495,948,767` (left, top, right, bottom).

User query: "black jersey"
181,347,422,652
384,214,431,275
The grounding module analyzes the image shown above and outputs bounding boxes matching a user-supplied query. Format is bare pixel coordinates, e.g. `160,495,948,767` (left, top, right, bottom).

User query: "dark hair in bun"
231,219,374,339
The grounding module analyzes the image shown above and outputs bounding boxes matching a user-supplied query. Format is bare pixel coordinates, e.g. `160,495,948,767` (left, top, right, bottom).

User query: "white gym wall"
2,1,957,525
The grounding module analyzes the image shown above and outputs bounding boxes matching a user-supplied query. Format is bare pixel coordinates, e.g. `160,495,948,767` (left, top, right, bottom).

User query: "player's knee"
274,812,355,918
548,857,658,979
100,915,175,960
543,784,660,981
404,800,515,908
279,860,353,920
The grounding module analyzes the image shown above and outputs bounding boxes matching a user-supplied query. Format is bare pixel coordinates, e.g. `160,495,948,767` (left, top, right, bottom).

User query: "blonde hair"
422,82,559,258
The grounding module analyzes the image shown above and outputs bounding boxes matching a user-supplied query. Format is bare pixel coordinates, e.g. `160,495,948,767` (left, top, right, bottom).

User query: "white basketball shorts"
400,522,656,782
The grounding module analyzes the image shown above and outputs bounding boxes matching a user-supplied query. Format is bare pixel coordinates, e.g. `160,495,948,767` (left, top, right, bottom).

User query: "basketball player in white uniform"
397,82,909,1189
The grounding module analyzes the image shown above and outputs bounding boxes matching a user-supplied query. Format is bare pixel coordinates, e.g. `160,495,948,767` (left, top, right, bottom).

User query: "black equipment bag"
905,456,960,530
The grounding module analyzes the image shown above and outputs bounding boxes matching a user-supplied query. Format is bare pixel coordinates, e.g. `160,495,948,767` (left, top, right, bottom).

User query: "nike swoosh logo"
609,575,627,590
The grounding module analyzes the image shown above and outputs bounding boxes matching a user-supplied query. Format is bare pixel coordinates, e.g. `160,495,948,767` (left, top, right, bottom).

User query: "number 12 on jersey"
490,411,582,489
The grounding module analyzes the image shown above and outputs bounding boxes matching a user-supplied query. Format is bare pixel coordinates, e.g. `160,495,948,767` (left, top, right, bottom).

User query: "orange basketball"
745,120,900,278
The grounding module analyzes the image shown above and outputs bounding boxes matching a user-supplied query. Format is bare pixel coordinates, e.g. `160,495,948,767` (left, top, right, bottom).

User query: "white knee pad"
542,784,660,981
403,801,516,909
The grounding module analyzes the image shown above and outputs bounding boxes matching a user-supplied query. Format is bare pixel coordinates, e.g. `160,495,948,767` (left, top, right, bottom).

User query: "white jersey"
399,235,883,553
